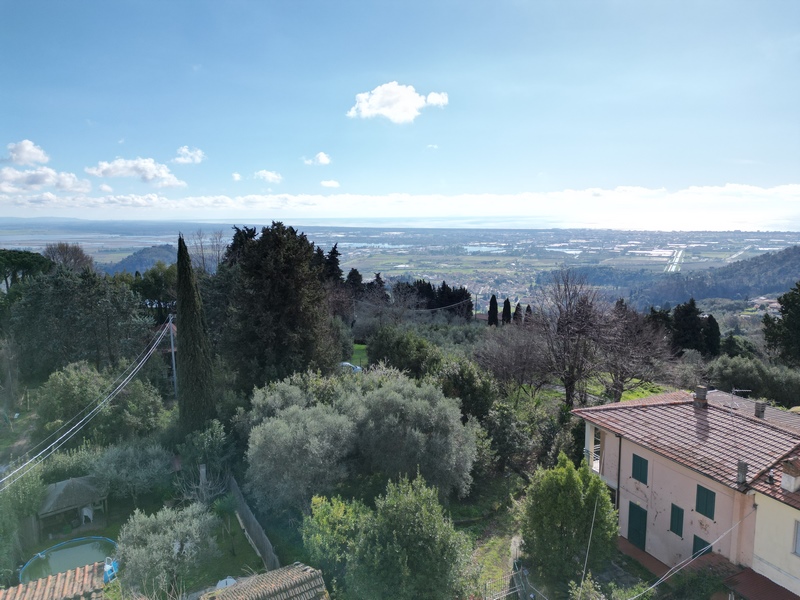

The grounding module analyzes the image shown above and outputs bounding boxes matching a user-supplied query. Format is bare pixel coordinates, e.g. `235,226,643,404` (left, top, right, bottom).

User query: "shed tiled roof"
0,562,104,600
573,393,800,490
750,445,800,510
724,567,800,600
38,476,106,518
201,563,327,600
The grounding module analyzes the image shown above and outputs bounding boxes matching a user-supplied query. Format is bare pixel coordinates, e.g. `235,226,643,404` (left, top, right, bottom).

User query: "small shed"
37,476,108,534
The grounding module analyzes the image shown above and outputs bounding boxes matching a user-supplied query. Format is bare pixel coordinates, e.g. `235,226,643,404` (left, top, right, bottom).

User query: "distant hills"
581,245,800,307
99,245,176,274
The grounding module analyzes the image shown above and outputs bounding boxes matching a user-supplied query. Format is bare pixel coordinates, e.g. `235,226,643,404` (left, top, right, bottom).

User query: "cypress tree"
502,298,512,325
513,302,522,324
488,295,499,326
176,235,215,433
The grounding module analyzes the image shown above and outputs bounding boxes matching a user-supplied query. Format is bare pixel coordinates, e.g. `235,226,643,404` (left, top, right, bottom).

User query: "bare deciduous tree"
475,324,550,406
42,242,94,271
598,299,672,402
530,269,602,408
190,229,226,274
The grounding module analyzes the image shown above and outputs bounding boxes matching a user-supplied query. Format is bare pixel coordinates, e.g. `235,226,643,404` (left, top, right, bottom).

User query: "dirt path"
0,420,35,465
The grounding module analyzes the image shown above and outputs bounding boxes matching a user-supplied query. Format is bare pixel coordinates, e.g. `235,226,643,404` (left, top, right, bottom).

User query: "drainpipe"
616,434,622,510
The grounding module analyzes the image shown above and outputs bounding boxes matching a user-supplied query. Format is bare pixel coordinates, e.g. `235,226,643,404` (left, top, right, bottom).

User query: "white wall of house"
587,423,620,491
752,493,800,596
585,423,756,568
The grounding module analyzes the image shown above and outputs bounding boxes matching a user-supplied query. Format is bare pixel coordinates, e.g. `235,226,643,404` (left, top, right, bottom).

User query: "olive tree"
117,503,219,594
246,404,356,512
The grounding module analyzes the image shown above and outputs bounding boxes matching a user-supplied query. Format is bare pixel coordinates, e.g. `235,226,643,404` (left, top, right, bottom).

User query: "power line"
0,318,172,491
626,506,757,600
15,318,172,462
355,297,473,313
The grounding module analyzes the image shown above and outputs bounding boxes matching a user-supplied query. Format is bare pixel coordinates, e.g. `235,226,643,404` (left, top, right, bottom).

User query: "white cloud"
173,146,206,164
426,92,448,107
427,144,439,149
320,180,340,188
254,170,282,184
6,140,50,165
85,157,186,188
0,166,91,193
347,82,449,124
232,172,242,182
99,183,113,193
303,152,331,166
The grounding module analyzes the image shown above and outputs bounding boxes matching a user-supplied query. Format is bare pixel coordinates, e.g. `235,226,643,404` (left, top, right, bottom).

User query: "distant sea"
0,216,797,255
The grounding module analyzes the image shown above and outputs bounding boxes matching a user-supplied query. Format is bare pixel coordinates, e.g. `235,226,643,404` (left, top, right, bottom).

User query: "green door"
628,502,647,551
692,535,711,558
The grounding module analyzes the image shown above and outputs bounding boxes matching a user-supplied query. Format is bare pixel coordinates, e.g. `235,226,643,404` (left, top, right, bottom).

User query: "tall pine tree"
176,235,215,433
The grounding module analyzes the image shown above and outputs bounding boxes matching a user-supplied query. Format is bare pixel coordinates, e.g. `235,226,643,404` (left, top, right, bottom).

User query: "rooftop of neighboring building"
0,562,104,600
200,563,327,600
572,389,800,493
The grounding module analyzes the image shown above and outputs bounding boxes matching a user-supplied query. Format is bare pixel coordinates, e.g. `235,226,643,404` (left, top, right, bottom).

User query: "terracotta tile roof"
0,562,104,600
706,390,800,437
573,394,800,490
201,563,327,600
724,567,800,600
750,445,800,510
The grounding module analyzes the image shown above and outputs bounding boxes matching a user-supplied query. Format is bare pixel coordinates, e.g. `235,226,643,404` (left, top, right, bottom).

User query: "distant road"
726,245,752,262
665,249,684,273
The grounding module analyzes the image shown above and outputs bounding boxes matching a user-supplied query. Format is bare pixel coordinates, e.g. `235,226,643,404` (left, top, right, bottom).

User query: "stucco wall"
587,424,756,568
752,493,800,596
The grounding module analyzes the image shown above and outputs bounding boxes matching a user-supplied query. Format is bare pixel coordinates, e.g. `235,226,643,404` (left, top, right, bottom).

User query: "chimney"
781,458,800,493
693,385,708,408
754,402,766,419
737,460,748,485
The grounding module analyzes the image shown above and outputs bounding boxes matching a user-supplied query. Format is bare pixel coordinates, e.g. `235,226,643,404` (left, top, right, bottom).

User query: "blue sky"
1,0,798,230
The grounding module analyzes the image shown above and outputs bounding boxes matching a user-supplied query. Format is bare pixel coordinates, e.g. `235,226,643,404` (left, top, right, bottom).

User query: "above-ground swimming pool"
20,537,117,583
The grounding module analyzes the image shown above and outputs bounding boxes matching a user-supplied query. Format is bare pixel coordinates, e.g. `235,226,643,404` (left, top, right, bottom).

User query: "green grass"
469,507,517,586
620,381,668,401
452,473,525,587
184,519,264,591
261,514,309,566
0,410,36,462
351,344,367,368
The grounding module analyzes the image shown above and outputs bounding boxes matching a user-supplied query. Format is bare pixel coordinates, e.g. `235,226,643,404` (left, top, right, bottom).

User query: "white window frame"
795,521,800,556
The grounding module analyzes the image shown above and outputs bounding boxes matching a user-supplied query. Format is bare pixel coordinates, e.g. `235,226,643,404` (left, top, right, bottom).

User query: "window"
670,504,684,537
632,454,648,485
693,535,712,558
696,485,716,520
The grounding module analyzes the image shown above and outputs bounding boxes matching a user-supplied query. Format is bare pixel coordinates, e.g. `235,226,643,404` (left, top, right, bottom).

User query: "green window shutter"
632,454,648,485
696,485,716,520
670,504,684,536
693,535,712,557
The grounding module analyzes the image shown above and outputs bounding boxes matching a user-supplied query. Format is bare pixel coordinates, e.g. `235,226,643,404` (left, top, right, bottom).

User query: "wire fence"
480,569,524,600
228,476,281,571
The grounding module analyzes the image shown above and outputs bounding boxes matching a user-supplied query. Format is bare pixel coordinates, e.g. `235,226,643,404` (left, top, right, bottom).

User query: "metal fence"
480,569,524,600
228,476,281,571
